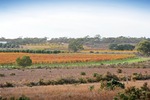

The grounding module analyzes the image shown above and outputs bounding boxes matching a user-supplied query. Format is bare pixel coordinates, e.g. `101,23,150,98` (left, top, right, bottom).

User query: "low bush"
93,73,99,77
0,73,5,77
101,79,125,90
117,69,122,73
102,72,119,81
10,73,16,76
0,82,14,88
78,78,87,83
16,56,32,67
0,95,30,100
80,72,86,76
114,82,150,100
132,73,150,80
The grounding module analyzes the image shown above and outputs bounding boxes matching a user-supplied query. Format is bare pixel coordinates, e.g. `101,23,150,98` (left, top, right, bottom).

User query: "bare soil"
0,68,149,85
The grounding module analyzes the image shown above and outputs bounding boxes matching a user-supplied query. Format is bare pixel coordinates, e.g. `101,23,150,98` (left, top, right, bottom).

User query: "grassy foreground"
0,57,149,69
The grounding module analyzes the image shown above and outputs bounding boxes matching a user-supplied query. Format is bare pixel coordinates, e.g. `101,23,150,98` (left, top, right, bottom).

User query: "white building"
0,41,7,44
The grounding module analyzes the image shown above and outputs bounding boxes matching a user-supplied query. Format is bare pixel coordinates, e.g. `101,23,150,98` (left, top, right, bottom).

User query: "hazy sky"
0,0,150,38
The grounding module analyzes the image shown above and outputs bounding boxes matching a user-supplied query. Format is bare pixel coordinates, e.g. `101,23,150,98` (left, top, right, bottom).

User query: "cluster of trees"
0,43,19,48
109,44,135,50
137,40,150,56
68,38,84,52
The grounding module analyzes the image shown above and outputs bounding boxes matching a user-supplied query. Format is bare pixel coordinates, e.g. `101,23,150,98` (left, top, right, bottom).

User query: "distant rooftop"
0,41,7,44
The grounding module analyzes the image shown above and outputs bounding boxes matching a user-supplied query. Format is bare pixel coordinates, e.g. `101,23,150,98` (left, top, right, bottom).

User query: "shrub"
0,73,5,77
117,69,122,73
78,78,87,83
89,85,94,91
38,79,46,85
80,72,86,75
93,73,99,77
102,71,119,81
18,95,30,100
101,79,125,90
95,74,102,82
16,56,32,67
10,73,16,76
56,77,78,84
89,51,94,53
0,82,14,88
114,82,150,100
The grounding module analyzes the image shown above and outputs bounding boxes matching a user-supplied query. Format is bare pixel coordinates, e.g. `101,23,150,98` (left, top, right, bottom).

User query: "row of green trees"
0,49,62,54
0,43,19,48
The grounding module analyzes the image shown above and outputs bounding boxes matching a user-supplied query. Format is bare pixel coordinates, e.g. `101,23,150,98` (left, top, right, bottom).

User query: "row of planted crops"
0,52,135,65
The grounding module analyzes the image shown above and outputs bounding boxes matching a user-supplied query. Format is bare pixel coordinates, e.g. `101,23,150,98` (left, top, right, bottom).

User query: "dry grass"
22,43,68,50
1,81,149,100
81,49,137,54
0,83,120,100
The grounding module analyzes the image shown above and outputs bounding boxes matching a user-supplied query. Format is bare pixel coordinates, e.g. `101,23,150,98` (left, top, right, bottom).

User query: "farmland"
0,52,135,65
0,45,150,100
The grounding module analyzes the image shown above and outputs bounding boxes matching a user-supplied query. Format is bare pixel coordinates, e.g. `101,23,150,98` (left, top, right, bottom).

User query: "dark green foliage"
109,44,118,50
0,82,14,88
10,73,16,76
101,79,125,90
109,43,135,50
89,85,95,91
89,51,94,53
117,69,122,73
68,39,84,52
132,73,150,80
0,43,19,48
38,79,46,85
102,71,119,81
137,40,150,56
18,95,30,100
93,73,99,77
0,95,30,100
95,74,103,81
80,72,86,75
0,73,5,77
16,56,32,67
114,82,150,100
78,78,87,83
0,49,62,54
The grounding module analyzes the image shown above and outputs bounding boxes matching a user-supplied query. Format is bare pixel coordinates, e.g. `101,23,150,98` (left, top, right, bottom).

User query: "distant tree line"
0,37,47,45
48,35,147,44
137,40,150,56
0,36,149,49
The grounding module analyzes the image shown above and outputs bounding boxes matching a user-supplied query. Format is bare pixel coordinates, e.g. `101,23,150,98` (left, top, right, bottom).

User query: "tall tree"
68,39,84,52
137,40,150,56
